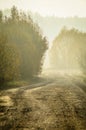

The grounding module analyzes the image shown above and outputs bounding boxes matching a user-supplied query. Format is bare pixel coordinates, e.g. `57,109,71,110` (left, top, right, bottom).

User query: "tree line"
0,6,48,84
50,27,86,75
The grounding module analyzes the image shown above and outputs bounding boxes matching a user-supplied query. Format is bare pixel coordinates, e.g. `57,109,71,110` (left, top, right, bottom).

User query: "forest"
0,6,47,85
31,13,86,42
50,28,86,75
0,3,86,130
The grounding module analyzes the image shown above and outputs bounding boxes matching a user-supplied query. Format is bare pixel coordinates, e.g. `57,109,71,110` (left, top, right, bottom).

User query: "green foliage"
0,6,47,84
0,33,21,83
50,28,86,74
11,6,19,21
0,10,3,22
31,13,86,42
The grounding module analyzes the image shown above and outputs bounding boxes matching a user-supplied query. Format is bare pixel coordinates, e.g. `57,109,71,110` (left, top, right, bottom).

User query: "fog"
0,0,86,79
42,28,86,77
0,0,86,17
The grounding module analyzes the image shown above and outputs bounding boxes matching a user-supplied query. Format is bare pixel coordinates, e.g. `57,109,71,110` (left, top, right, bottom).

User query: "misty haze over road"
0,74,86,130
0,1,86,129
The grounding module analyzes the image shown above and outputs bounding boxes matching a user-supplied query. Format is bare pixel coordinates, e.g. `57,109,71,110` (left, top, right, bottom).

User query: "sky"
0,0,86,17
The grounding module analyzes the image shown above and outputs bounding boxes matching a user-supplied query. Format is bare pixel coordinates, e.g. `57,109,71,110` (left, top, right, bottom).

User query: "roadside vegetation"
0,6,48,88
50,28,86,75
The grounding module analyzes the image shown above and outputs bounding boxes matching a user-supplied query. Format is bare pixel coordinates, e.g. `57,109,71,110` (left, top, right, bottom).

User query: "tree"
0,10,3,22
0,33,21,82
11,6,19,22
50,28,86,75
0,6,48,83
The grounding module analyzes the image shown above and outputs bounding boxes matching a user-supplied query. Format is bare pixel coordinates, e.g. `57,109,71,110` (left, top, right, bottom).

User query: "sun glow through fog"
0,0,86,76
0,0,86,17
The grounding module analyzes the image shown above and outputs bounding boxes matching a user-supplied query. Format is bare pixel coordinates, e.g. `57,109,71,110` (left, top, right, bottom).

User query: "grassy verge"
0,76,43,90
0,80,29,90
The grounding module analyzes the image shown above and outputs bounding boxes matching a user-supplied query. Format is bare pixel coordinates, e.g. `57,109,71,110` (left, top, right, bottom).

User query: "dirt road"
0,76,86,130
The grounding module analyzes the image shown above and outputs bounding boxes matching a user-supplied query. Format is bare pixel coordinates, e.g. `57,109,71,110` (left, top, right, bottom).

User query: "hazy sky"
0,0,86,17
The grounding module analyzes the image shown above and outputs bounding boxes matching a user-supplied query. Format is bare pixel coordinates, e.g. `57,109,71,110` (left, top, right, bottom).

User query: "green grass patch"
0,80,29,90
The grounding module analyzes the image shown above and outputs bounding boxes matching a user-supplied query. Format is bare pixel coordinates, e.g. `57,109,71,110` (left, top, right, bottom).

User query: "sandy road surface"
0,76,86,130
